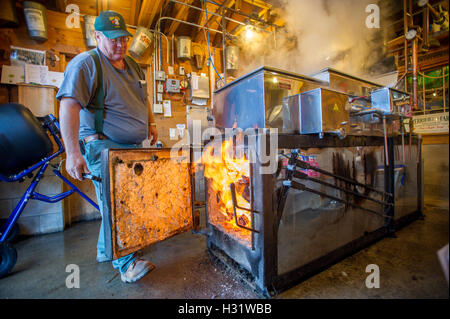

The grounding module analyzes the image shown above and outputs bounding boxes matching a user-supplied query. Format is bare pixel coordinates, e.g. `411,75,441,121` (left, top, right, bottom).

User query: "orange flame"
200,138,252,246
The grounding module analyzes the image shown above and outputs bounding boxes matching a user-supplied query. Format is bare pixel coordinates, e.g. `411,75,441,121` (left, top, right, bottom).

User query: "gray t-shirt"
56,48,148,144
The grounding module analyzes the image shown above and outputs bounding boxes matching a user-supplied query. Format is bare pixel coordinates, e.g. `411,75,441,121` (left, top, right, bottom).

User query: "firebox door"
101,148,194,260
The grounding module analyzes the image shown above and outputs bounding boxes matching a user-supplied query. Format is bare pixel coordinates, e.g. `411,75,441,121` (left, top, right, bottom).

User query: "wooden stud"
165,0,195,36
130,0,142,26
194,0,235,43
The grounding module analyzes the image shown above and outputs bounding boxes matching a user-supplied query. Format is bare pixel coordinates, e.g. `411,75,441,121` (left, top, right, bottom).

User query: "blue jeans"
82,138,142,274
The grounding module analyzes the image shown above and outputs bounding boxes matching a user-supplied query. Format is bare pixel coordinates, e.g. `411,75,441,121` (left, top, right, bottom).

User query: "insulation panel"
102,148,193,259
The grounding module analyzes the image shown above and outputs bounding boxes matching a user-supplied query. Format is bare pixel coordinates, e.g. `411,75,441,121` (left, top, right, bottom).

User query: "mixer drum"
0,103,53,176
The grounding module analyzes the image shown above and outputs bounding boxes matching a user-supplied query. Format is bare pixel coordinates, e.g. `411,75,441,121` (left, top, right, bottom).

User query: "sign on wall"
406,112,449,134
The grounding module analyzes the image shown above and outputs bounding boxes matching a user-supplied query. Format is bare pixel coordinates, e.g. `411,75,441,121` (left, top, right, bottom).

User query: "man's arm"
147,100,158,145
59,97,90,181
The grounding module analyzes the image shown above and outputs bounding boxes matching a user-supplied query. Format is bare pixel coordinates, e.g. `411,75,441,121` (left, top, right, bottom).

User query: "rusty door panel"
101,148,193,259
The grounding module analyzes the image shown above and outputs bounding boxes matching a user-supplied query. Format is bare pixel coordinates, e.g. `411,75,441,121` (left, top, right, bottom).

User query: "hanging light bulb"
245,24,255,40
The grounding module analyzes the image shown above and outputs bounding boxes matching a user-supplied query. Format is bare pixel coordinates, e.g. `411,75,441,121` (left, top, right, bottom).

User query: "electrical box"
177,36,192,60
155,70,166,81
166,79,180,93
190,74,210,100
153,103,163,114
157,83,164,93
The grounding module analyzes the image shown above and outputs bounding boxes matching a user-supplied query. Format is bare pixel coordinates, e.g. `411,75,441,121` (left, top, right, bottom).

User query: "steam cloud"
235,0,398,79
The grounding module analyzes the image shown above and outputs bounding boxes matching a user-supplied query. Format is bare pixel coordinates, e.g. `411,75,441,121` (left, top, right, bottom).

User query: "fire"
200,138,252,246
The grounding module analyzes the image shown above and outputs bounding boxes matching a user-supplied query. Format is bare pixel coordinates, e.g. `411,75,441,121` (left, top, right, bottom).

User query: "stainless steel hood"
212,66,327,131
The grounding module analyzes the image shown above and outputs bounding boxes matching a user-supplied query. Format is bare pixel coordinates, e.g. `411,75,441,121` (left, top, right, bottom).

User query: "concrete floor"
0,197,448,299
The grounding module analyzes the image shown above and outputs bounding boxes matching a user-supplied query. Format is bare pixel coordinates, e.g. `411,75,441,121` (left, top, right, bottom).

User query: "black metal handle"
296,159,392,198
229,183,259,233
82,173,102,182
288,180,391,219
292,170,392,207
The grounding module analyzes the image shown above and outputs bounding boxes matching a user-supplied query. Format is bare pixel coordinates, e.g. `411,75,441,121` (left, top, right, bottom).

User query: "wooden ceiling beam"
233,6,268,36
165,0,195,36
55,0,66,12
99,0,109,13
206,0,235,29
194,0,235,43
243,0,271,10
130,0,142,26
190,0,205,39
211,3,239,47
137,0,165,28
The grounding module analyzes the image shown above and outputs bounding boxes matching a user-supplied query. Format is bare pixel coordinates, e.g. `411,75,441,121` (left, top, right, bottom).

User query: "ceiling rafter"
98,0,109,14
137,0,166,28
233,6,269,36
55,0,66,12
130,0,142,26
190,0,206,39
165,0,195,36
194,0,235,42
211,5,236,47
243,0,271,10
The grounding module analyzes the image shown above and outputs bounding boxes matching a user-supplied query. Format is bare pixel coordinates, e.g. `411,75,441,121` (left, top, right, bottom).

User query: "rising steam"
235,0,398,78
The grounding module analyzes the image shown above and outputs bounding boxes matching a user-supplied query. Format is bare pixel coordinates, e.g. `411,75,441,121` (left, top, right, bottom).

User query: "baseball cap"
94,11,132,39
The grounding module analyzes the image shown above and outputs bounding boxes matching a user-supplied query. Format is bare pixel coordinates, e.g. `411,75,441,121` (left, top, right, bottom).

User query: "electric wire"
202,0,224,84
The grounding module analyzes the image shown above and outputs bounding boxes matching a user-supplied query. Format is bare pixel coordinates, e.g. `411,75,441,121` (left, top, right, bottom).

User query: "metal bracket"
229,183,260,233
292,170,392,208
296,159,393,199
288,180,392,219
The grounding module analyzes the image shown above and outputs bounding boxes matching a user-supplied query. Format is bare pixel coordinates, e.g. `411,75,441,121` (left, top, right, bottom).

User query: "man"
56,11,158,283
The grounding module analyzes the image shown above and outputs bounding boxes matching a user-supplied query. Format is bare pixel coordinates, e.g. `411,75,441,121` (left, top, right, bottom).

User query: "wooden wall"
0,3,223,148
0,2,223,225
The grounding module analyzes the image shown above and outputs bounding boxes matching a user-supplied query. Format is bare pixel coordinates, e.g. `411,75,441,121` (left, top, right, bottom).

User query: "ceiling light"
244,24,255,40
405,29,417,40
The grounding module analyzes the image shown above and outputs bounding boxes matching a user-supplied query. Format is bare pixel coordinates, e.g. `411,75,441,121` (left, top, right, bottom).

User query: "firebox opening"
202,138,254,248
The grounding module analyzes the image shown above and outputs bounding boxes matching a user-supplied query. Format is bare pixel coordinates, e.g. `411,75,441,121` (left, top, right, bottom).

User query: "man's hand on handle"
66,152,90,181
148,125,158,146
59,97,91,181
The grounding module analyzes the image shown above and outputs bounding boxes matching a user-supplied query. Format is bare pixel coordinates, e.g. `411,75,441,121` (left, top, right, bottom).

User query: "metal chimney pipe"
412,38,419,110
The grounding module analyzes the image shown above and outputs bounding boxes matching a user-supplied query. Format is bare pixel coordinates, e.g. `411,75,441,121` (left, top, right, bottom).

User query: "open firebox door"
100,148,194,260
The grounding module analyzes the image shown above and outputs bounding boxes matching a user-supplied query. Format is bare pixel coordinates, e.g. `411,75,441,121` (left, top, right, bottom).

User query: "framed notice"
1,65,25,84
10,45,46,66
407,112,449,134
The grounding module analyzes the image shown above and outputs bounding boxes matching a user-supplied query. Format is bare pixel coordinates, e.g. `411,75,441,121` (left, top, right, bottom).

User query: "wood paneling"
129,0,141,26
422,133,449,145
0,9,151,70
137,0,166,28
165,0,195,36
17,83,58,117
0,2,229,149
152,38,223,148
194,0,235,43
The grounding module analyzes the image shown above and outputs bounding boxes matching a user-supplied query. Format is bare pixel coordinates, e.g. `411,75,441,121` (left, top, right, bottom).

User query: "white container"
225,45,239,71
129,27,152,59
177,36,192,60
84,15,97,48
23,1,47,42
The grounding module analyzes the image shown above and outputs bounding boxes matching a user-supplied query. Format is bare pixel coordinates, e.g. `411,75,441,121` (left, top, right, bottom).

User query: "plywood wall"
153,36,222,147
0,4,223,148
